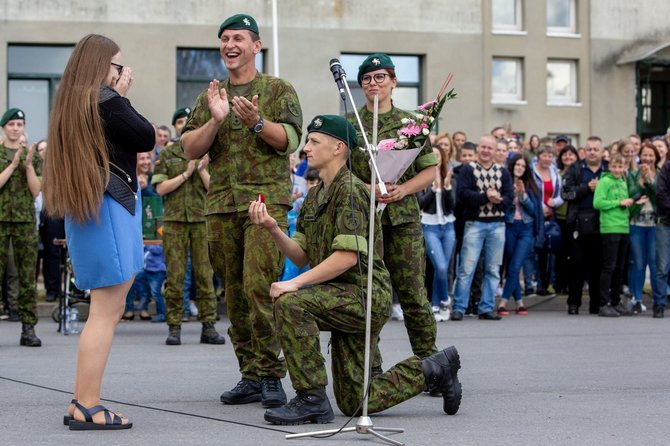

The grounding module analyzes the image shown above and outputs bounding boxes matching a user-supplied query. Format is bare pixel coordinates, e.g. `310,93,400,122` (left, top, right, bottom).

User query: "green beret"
218,13,259,38
0,108,25,127
357,53,395,85
171,107,191,125
307,115,358,150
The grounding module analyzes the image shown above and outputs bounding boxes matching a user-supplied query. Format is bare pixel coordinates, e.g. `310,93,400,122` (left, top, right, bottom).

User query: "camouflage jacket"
182,72,303,215
348,105,437,226
0,143,41,223
293,165,391,309
152,142,207,222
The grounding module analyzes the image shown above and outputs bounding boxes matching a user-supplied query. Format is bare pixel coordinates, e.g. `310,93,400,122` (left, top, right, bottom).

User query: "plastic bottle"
69,306,80,334
64,306,70,334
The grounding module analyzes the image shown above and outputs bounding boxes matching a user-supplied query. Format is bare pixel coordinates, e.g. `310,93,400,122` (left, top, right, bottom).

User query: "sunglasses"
111,62,124,75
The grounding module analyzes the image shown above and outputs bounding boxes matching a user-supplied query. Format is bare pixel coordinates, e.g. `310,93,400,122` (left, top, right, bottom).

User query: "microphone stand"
286,75,404,445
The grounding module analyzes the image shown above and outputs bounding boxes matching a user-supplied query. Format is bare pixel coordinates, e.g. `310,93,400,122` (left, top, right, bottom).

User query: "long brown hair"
44,34,120,224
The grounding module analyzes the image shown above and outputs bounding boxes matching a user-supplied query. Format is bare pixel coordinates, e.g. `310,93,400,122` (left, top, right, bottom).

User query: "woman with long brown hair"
44,34,154,430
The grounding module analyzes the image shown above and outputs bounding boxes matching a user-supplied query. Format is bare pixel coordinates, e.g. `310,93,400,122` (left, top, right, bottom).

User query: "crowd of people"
1,10,668,432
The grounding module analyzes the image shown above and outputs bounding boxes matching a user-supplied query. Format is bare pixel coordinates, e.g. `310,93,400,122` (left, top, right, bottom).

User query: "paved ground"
1,296,669,446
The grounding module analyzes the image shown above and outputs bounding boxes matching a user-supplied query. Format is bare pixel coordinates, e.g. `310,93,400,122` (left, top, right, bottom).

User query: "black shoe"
221,378,262,404
260,377,287,408
20,323,42,347
264,391,334,425
200,322,226,344
478,311,502,320
653,306,665,318
598,305,620,318
614,302,632,316
422,346,462,415
567,305,579,315
8,310,19,322
451,311,463,321
631,301,642,315
537,288,551,296
524,288,536,297
165,325,181,345
45,293,57,302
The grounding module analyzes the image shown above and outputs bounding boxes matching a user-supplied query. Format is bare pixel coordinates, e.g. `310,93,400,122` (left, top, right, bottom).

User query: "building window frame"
547,59,579,105
492,0,524,33
491,57,525,104
546,0,577,36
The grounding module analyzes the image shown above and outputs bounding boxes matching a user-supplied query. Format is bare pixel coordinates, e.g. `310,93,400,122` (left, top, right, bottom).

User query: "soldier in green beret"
348,53,439,361
249,114,462,424
0,108,42,346
181,13,303,408
152,107,226,346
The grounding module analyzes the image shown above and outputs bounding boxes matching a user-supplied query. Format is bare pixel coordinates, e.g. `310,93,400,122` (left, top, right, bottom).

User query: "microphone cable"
0,375,297,434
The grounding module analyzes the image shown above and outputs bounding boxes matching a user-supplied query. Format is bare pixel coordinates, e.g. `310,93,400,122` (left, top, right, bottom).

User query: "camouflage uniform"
275,166,425,416
0,144,40,325
182,72,302,380
152,142,216,326
348,106,438,359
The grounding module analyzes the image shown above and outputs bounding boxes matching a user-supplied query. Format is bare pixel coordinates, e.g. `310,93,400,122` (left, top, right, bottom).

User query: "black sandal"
62,398,77,426
69,402,132,430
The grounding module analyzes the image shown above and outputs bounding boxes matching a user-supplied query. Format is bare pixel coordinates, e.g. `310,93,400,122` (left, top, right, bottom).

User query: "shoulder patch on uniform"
339,209,364,232
288,101,300,117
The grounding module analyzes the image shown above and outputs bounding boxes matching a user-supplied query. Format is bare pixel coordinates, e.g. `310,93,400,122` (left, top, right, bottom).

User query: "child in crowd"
593,154,644,317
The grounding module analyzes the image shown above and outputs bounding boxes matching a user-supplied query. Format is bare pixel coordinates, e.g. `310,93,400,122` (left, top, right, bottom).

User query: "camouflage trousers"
0,222,38,324
382,220,437,358
163,221,217,325
207,208,288,380
275,283,425,416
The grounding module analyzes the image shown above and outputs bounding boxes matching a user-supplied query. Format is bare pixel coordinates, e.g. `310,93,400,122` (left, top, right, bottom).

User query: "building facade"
2,0,670,145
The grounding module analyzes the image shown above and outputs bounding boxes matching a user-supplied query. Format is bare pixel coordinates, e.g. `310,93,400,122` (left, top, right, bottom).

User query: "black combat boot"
260,377,287,408
264,389,334,425
220,378,262,404
200,322,226,344
165,325,181,345
422,346,462,415
20,323,42,347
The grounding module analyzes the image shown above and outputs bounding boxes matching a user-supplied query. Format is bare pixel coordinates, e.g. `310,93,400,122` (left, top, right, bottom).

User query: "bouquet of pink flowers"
378,73,456,151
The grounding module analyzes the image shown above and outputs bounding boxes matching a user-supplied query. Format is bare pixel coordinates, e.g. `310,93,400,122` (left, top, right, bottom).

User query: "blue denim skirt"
65,192,143,290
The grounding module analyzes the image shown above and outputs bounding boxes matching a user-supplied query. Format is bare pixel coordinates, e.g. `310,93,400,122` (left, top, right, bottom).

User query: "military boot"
165,325,181,345
200,322,226,344
20,323,42,347
263,389,334,425
422,346,462,415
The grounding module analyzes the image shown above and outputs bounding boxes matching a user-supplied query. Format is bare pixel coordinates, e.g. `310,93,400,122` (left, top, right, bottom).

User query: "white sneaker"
391,304,404,321
188,300,198,317
640,302,647,312
440,298,451,308
439,307,451,321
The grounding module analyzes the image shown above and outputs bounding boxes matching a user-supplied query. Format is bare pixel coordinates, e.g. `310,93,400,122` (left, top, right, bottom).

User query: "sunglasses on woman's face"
111,62,124,75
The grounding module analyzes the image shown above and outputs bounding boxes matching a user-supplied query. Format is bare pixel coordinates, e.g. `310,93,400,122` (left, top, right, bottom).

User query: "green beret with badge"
307,115,358,150
171,107,191,125
357,53,395,85
0,108,25,127
218,13,259,38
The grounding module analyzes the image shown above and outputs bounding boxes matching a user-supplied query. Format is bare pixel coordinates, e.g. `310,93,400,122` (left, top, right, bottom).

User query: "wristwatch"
251,117,264,133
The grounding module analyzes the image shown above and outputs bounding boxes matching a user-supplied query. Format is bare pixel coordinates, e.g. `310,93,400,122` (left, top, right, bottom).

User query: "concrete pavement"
1,300,669,446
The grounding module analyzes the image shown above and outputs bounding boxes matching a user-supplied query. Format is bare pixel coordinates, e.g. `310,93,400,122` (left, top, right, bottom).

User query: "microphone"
329,58,346,101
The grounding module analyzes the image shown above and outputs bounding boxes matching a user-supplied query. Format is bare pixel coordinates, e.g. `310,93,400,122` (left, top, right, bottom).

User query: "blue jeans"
653,223,670,308
523,251,537,291
629,224,656,301
125,270,166,316
502,221,534,302
453,221,505,314
183,249,194,312
422,222,456,307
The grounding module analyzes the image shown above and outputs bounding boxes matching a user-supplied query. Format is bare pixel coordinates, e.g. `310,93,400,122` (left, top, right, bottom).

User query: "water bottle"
64,306,70,334
69,306,80,334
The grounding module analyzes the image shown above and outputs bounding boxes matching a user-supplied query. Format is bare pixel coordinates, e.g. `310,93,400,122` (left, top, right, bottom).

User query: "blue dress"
65,191,143,290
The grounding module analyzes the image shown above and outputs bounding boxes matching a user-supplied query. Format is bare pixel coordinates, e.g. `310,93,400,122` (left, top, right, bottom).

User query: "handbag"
544,218,562,252
575,209,599,237
102,162,137,215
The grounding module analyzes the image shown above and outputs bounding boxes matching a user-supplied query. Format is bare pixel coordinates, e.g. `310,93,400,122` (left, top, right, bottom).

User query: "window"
339,54,421,114
7,45,73,141
176,48,264,109
492,0,523,32
491,58,524,103
547,0,576,35
547,59,578,104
